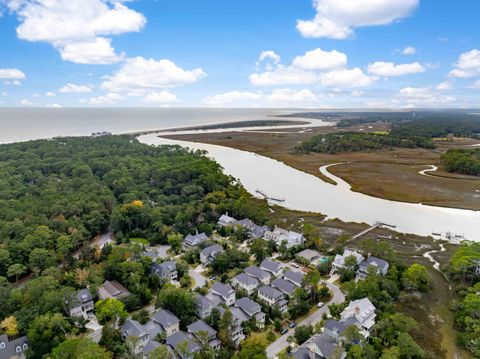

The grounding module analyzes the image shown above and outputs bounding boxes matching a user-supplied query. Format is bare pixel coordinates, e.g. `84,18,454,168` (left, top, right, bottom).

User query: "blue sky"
0,0,479,108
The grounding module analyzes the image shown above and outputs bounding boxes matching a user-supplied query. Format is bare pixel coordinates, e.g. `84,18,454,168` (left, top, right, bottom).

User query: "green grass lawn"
130,237,149,245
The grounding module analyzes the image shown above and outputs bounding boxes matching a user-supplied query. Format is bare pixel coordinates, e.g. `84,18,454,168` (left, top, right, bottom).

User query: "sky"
0,0,479,108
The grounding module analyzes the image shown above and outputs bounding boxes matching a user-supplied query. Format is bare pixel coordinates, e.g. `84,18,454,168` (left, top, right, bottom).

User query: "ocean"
0,108,296,144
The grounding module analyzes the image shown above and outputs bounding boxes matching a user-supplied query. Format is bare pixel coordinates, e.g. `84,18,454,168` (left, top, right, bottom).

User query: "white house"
263,226,305,248
330,249,364,275
232,273,259,295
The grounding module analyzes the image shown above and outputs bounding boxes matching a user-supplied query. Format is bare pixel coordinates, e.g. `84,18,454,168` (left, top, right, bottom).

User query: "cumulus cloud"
449,49,480,78
143,91,179,105
7,0,146,64
46,92,56,97
101,57,206,93
436,81,453,91
292,48,347,70
367,61,425,77
80,92,123,105
59,83,93,93
397,86,455,105
0,68,26,79
258,51,281,65
250,48,372,87
319,68,374,87
297,0,418,39
402,46,416,55
205,91,263,106
204,88,320,107
20,98,34,106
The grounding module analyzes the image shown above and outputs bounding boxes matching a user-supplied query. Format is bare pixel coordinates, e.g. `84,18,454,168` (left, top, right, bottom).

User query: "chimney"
355,305,360,315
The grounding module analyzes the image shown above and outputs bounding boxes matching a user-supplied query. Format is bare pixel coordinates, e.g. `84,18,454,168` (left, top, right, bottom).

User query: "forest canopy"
441,148,480,176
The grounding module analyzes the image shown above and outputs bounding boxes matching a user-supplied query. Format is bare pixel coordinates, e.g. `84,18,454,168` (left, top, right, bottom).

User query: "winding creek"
138,133,480,241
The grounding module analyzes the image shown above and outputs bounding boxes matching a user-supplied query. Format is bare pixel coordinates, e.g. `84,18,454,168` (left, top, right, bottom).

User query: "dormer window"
0,342,5,349
23,343,28,350
16,345,22,353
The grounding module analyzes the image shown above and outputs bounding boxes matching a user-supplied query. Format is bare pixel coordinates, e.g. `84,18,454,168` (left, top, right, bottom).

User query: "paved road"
266,280,345,359
189,265,208,289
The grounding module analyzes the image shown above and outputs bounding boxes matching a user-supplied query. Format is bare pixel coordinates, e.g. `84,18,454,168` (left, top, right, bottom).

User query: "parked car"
317,302,324,308
209,275,216,281
291,263,299,268
288,322,297,328
280,328,288,335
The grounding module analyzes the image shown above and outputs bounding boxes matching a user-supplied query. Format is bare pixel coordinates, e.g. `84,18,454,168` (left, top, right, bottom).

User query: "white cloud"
367,61,425,77
101,57,206,93
449,49,480,78
46,103,62,108
2,92,8,96
292,48,347,70
319,68,374,87
59,83,93,93
351,90,364,97
398,86,455,105
402,46,416,55
81,92,123,105
436,81,452,91
8,0,146,64
20,98,34,106
258,51,281,65
297,0,418,39
46,91,56,97
205,91,263,106
143,91,179,105
250,65,318,86
266,88,318,103
4,80,22,86
59,37,124,64
469,80,480,89
0,68,26,79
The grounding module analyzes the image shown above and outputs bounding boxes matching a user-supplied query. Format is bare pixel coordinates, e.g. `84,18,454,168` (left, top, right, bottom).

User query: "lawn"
130,237,149,245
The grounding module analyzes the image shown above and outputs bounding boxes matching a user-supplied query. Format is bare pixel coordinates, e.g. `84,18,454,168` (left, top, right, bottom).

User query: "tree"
51,338,113,359
27,313,71,359
251,239,269,263
396,332,424,358
150,344,174,359
0,316,18,337
381,347,401,359
294,325,313,344
29,248,57,272
235,333,269,359
156,284,197,328
95,298,128,325
7,263,27,282
167,233,183,253
304,269,320,302
342,325,363,345
218,309,235,350
403,264,430,292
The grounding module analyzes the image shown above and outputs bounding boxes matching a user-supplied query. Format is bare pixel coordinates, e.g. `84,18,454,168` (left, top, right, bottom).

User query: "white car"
317,302,324,308
291,263,299,268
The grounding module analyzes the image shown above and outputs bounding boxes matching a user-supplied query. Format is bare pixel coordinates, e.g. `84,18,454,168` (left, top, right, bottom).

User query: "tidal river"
138,133,480,241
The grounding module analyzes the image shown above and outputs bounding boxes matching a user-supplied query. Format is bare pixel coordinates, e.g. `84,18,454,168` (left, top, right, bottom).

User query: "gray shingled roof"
100,280,130,298
260,259,282,274
187,320,217,337
360,256,389,273
184,233,208,246
233,273,259,286
284,270,305,286
0,334,28,359
152,309,180,329
258,285,284,300
324,319,347,335
122,319,147,337
196,294,214,311
272,278,297,295
235,297,261,316
201,244,223,257
211,282,234,297
244,265,271,281
166,331,200,358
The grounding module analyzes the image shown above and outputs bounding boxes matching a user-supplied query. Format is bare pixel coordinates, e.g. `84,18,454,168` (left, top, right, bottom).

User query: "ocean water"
0,108,297,144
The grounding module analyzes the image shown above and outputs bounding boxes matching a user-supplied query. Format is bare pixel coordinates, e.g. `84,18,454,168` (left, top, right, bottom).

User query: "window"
23,343,28,350
16,346,22,353
0,342,5,349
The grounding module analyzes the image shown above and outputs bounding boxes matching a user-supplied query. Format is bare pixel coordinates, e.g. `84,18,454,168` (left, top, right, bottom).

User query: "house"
323,319,348,343
296,249,326,266
183,232,208,248
0,334,28,359
330,249,364,275
187,320,221,350
292,333,345,359
260,259,283,278
257,286,288,312
195,294,214,319
235,219,271,239
98,280,131,300
166,331,201,359
271,278,297,297
218,214,237,227
200,244,224,265
283,270,305,287
66,288,94,319
264,226,305,248
232,273,259,295
121,319,150,354
209,282,236,306
234,297,266,328
142,340,165,359
244,265,271,285
220,308,245,345
151,309,180,337
356,256,390,281
340,298,376,338
152,261,178,281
